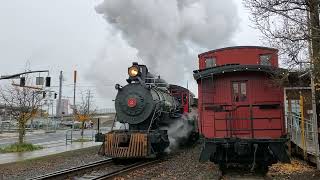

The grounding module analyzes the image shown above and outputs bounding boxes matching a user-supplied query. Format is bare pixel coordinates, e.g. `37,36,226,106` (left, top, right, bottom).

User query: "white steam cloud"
90,0,239,104
164,117,194,153
162,108,199,153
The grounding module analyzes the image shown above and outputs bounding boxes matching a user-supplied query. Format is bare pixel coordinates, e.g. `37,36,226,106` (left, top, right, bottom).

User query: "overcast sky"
0,0,262,109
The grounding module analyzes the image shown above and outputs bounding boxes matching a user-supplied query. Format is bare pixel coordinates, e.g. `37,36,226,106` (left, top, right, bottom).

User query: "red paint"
196,46,285,139
169,85,195,114
127,98,137,108
198,46,278,70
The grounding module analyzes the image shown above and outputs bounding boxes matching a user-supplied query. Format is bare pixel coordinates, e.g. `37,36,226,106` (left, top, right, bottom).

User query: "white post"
310,73,320,169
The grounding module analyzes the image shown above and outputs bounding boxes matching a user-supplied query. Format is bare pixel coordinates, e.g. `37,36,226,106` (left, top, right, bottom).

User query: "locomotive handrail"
147,102,161,133
145,77,168,87
110,113,117,131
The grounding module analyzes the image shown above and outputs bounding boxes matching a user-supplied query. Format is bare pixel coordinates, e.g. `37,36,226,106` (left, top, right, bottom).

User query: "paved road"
0,128,109,148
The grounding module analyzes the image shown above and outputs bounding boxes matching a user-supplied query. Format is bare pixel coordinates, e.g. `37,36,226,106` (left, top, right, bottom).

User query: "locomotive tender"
99,62,195,158
193,46,290,172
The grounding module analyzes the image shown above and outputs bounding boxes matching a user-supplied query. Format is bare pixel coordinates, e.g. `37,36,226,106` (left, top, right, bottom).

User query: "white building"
56,99,69,116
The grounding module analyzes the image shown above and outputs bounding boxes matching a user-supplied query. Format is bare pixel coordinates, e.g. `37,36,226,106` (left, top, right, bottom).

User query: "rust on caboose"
103,131,149,158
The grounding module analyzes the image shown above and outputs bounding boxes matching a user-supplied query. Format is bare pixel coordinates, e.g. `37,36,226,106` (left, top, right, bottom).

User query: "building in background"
56,99,69,116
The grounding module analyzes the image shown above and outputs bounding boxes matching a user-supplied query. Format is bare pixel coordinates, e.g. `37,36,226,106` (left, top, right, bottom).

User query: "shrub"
0,143,43,153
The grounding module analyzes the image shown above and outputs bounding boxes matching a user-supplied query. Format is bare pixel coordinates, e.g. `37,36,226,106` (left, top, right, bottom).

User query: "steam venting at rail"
162,109,198,153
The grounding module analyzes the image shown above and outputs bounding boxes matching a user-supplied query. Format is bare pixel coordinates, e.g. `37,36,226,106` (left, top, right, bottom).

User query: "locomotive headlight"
128,66,139,77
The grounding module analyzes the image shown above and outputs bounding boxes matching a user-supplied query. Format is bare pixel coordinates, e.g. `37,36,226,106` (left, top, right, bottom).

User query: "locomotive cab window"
183,94,187,104
205,57,216,68
232,81,247,102
260,54,272,66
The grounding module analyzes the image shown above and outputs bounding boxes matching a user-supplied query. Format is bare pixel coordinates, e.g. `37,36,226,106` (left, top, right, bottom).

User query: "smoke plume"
93,0,239,95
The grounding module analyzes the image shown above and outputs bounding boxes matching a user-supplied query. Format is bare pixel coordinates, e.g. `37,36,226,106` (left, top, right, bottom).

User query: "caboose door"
229,81,252,138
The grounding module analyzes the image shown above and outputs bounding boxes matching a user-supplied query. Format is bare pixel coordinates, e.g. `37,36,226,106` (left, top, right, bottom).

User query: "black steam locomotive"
97,62,196,158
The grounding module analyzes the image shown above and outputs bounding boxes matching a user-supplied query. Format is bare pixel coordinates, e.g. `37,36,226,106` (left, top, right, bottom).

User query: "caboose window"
240,82,247,101
232,81,247,102
205,57,216,68
232,83,239,102
260,54,272,66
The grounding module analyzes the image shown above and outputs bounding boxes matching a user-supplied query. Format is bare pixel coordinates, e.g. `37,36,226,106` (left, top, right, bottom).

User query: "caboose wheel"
255,164,268,175
218,163,227,174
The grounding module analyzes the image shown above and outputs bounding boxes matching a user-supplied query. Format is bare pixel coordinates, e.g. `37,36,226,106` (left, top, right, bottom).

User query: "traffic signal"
45,77,51,87
20,77,26,87
43,91,46,98
54,93,57,99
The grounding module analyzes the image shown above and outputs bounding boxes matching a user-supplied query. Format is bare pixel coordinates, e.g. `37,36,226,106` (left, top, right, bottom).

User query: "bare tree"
246,1,320,169
245,0,320,79
0,81,43,144
75,90,96,138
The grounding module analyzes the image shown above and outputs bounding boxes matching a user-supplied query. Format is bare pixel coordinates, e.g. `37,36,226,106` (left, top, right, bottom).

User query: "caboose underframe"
200,138,290,170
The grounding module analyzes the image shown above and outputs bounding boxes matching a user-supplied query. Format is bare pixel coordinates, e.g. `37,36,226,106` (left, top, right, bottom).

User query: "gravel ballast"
114,144,320,180
0,143,319,180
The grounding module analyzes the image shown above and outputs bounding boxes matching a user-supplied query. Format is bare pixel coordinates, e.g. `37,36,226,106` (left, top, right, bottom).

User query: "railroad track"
90,159,162,180
30,158,113,180
30,158,162,180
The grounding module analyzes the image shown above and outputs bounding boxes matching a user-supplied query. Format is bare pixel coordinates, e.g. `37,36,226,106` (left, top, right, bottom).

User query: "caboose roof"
198,46,278,58
193,64,285,80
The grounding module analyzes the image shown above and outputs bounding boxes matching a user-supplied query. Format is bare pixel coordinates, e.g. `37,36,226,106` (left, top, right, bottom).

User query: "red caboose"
193,46,290,172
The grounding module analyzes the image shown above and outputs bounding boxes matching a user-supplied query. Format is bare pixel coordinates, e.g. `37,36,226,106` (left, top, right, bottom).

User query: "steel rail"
92,159,162,180
29,158,113,180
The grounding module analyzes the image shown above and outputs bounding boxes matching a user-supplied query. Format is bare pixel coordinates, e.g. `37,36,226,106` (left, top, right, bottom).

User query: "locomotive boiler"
97,62,188,158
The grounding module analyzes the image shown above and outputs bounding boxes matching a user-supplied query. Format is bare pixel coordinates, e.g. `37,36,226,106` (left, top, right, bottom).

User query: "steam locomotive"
96,62,197,158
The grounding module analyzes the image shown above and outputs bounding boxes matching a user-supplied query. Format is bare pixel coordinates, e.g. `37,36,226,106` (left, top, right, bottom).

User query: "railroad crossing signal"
45,77,51,87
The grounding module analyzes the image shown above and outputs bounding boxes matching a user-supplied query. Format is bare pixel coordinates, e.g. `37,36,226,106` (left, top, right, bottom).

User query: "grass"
73,138,92,142
0,143,43,153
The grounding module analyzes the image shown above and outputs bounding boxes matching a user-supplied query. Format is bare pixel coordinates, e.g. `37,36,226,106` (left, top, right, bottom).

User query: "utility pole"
56,71,63,118
87,90,91,114
73,70,77,131
73,70,77,112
